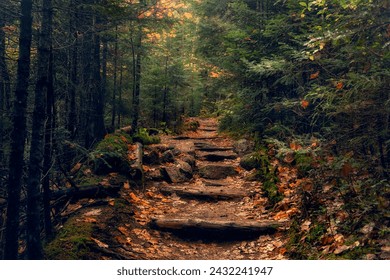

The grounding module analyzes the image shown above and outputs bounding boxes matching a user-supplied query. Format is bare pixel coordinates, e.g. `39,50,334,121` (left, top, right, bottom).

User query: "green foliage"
90,132,133,175
133,128,161,145
44,218,94,259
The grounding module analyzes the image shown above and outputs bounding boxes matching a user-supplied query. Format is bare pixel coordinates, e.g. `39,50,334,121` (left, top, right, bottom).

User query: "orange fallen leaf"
336,81,343,89
118,226,131,236
123,181,130,189
310,71,320,80
301,100,309,109
129,192,140,202
91,237,109,248
108,200,115,206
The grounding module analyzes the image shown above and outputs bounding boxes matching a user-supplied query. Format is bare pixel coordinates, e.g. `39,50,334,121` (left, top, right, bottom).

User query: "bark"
3,0,33,260
0,11,11,165
131,26,142,133
42,50,55,239
26,0,53,259
149,218,281,235
111,27,118,129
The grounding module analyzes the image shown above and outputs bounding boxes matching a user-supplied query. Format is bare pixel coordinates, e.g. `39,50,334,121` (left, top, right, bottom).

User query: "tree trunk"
117,62,123,128
0,11,11,166
111,27,118,129
26,0,53,259
3,0,33,260
42,49,55,240
131,26,142,133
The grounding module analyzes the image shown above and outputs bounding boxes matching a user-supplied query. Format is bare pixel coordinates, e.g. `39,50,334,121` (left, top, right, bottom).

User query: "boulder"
180,154,196,169
160,161,193,183
240,152,261,171
199,164,238,180
93,153,131,175
233,139,255,156
143,149,160,165
161,150,175,163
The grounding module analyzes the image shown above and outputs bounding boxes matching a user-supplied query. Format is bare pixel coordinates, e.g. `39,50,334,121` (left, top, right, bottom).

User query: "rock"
160,161,193,183
199,164,238,180
143,149,160,165
161,150,175,163
240,152,261,171
93,153,131,175
197,151,237,162
146,169,164,181
180,154,196,169
234,139,255,156
176,160,193,179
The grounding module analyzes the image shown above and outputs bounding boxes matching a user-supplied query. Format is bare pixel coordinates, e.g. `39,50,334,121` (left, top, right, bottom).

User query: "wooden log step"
196,151,237,161
202,179,229,187
149,218,281,236
160,185,247,200
194,142,233,151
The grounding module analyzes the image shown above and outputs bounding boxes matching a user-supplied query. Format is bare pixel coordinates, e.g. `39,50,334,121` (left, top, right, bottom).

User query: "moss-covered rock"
91,132,133,175
133,128,161,145
240,152,263,171
44,217,94,259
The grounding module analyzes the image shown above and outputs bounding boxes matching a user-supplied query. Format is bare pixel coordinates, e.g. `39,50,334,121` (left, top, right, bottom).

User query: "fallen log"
160,185,247,200
130,142,145,189
50,184,122,201
149,218,281,236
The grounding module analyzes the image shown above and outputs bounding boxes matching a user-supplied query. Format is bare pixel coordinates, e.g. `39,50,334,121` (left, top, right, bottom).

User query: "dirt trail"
68,118,289,260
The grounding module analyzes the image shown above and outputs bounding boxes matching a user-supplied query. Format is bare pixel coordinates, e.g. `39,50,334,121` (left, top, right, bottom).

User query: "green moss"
295,151,313,176
133,128,161,145
44,218,94,259
90,132,133,175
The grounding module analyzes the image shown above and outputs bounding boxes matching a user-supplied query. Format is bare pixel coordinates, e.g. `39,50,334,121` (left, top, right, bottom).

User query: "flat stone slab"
196,151,237,162
160,185,247,200
199,164,238,180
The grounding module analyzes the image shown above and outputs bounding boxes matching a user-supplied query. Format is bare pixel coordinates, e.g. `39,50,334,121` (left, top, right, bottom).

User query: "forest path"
78,118,289,260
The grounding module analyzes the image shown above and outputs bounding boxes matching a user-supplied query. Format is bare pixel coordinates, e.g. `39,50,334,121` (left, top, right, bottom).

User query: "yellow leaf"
309,55,315,61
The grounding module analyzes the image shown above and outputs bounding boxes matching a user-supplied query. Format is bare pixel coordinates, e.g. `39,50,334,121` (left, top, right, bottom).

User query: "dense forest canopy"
0,0,389,259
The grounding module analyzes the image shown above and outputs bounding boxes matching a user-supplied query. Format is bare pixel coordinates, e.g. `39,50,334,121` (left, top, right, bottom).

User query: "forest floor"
48,118,296,260
46,117,389,260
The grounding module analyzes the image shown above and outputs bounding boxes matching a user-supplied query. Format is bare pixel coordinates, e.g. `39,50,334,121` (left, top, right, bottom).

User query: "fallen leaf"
84,209,102,216
301,100,310,109
129,192,140,202
310,71,320,80
118,226,131,236
123,181,131,189
91,237,109,248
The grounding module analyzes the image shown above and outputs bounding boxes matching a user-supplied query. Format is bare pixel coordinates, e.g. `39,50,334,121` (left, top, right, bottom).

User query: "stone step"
196,151,237,162
160,185,247,200
149,218,282,239
198,164,238,180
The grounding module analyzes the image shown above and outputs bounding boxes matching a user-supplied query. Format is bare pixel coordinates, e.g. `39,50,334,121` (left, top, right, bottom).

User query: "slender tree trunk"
68,2,78,140
117,63,123,128
42,49,54,240
3,0,33,260
111,27,118,129
131,26,142,133
162,56,169,124
0,11,11,166
26,0,53,259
